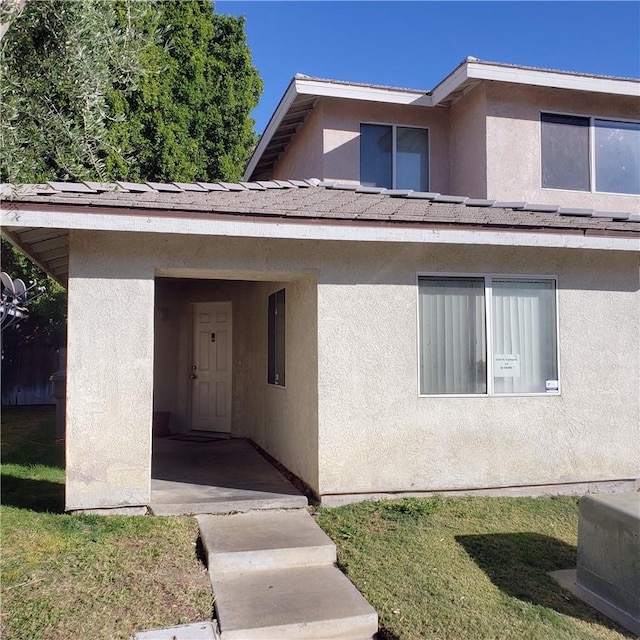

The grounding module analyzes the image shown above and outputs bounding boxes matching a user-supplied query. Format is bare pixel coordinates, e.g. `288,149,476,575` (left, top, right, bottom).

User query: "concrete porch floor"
150,437,308,516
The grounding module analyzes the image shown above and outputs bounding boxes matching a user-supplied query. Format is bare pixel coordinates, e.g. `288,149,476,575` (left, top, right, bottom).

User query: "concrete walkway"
198,510,378,639
139,441,378,639
150,438,307,515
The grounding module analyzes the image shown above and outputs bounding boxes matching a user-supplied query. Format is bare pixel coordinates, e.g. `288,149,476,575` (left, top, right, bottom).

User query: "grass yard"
316,497,632,640
1,406,212,640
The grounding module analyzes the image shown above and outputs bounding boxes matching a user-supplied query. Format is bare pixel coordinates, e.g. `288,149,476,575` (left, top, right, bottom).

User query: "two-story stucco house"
2,58,638,513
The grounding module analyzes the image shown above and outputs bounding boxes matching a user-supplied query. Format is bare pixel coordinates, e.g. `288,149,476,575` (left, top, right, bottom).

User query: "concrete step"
211,565,378,640
197,510,336,573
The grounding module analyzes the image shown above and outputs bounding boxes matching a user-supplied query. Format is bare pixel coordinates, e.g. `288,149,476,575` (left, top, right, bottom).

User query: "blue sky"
216,1,640,134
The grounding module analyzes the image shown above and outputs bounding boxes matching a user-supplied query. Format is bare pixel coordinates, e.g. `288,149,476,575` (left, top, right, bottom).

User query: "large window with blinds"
418,275,559,396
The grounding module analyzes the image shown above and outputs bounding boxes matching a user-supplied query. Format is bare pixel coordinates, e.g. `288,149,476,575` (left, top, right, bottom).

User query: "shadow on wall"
456,532,635,637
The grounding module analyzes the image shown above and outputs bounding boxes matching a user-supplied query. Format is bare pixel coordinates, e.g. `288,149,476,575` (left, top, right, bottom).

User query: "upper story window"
541,113,640,195
360,124,429,191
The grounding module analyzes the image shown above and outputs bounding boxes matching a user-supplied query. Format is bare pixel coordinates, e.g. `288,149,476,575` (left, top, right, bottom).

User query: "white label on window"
546,379,559,391
494,355,520,377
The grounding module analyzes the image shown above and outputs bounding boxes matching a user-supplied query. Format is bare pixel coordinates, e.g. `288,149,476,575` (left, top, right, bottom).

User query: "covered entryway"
150,271,319,513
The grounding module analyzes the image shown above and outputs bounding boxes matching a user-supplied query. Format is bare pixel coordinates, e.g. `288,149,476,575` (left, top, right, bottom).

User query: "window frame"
540,110,640,196
360,122,430,190
267,288,286,388
416,272,561,398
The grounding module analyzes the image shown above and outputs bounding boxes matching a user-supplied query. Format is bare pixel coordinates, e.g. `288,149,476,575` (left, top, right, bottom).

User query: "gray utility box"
577,492,640,635
49,369,67,441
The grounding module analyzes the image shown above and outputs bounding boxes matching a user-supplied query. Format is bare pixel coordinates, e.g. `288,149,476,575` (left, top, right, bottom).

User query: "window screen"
595,119,640,195
360,124,392,188
541,113,590,191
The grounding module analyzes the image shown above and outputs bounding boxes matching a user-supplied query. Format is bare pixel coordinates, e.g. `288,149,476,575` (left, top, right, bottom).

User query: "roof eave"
243,76,432,181
431,60,640,106
3,202,638,274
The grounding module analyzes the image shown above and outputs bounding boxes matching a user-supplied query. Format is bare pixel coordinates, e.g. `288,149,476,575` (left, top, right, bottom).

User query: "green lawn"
316,497,631,640
2,406,631,640
1,406,212,640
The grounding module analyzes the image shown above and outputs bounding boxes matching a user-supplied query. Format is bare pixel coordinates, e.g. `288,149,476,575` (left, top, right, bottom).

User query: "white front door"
190,302,232,433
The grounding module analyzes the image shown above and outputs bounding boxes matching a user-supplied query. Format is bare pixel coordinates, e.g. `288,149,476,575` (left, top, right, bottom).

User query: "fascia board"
294,78,432,106
431,64,473,106
465,62,640,96
2,205,638,253
433,61,640,105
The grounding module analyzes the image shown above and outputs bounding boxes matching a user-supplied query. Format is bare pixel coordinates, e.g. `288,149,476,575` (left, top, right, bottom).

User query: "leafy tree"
1,1,262,366
0,0,154,183
1,0,155,365
106,0,263,182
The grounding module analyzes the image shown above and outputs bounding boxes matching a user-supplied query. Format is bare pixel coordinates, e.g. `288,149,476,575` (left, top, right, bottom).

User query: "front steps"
197,510,378,640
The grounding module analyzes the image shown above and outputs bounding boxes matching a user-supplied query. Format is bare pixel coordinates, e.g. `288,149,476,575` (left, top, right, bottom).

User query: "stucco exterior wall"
315,242,639,496
320,97,451,194
273,97,451,193
66,229,638,509
484,82,640,210
66,230,155,510
449,84,488,198
67,231,320,508
240,278,319,488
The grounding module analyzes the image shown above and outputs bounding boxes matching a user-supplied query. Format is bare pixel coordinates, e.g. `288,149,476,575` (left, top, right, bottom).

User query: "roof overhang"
245,75,431,181
431,59,640,106
245,58,640,181
3,200,638,287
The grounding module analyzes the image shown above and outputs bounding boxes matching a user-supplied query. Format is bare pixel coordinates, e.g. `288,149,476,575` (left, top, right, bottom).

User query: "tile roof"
2,179,638,231
2,179,638,285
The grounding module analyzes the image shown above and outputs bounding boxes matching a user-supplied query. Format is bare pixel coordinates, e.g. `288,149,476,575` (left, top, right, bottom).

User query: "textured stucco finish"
484,83,640,209
75,232,321,499
315,242,639,495
274,83,638,212
273,101,325,181
449,84,488,198
66,230,155,510
273,97,451,194
66,230,639,509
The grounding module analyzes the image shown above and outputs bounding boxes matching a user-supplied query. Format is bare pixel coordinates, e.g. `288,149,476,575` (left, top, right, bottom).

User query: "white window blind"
418,275,559,396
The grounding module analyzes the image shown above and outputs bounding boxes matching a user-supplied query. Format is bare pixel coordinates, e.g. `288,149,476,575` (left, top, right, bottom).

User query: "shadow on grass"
1,406,65,513
456,533,634,637
375,629,400,640
1,473,65,513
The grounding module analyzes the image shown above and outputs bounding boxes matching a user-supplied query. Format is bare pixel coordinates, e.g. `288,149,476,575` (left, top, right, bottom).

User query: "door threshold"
168,430,231,443
191,430,231,439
